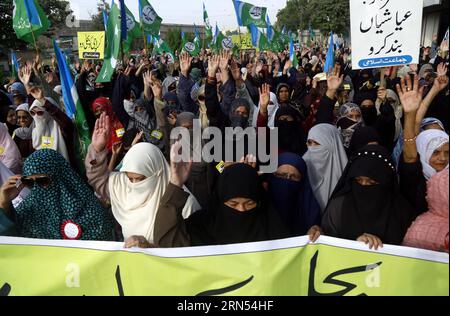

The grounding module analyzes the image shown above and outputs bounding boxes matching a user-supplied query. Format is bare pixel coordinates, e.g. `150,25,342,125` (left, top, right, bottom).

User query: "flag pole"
238,27,243,51
29,25,39,56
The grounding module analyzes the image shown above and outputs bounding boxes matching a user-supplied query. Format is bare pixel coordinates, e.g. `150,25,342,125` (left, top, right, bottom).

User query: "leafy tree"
0,0,71,50
307,0,350,35
275,0,310,31
90,0,110,32
275,0,350,35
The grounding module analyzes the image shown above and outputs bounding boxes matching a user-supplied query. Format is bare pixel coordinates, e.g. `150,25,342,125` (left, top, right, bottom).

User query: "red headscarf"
92,97,125,150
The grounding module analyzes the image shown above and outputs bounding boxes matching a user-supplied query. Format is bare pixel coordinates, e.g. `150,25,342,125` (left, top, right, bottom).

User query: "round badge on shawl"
61,220,82,240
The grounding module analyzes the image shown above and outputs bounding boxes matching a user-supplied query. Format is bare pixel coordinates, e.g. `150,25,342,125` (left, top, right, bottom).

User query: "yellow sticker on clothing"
216,161,225,174
151,130,163,140
116,128,125,138
0,147,4,155
41,136,54,149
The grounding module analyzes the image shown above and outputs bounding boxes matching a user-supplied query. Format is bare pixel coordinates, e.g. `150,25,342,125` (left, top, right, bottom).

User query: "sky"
69,0,287,31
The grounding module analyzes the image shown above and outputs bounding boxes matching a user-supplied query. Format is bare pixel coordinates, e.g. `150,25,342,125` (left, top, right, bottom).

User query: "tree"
275,0,350,35
307,0,350,35
0,0,71,50
276,0,310,31
90,0,110,32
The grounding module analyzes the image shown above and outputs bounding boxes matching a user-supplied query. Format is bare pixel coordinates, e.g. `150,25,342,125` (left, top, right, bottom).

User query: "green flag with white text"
232,0,267,28
139,0,162,37
96,1,121,83
13,0,51,44
123,5,141,53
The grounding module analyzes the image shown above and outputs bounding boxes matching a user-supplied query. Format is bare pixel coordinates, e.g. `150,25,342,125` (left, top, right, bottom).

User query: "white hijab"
252,92,279,129
376,89,403,141
0,123,22,174
108,143,200,243
30,99,69,161
303,124,348,212
416,130,449,180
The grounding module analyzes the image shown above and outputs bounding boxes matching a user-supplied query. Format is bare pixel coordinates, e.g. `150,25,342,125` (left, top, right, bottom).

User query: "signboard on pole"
77,31,105,59
350,0,424,69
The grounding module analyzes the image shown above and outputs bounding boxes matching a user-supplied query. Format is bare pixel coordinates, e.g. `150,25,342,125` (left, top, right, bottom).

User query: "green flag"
123,5,141,53
182,36,201,57
139,0,162,36
248,24,269,51
213,26,234,53
96,1,121,83
203,3,212,43
269,30,284,52
233,0,268,28
153,37,175,63
13,0,51,44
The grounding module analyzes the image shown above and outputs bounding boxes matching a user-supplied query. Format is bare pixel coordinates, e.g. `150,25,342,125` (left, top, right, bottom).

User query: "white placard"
350,0,424,69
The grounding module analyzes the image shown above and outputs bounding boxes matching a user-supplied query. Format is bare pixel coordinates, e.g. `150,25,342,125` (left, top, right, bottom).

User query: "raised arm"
397,74,425,163
85,113,112,201
415,63,449,135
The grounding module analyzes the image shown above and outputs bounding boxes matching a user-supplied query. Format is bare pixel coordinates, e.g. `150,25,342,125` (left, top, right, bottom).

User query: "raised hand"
208,54,220,78
92,112,111,153
132,130,145,147
180,52,193,77
432,63,449,93
396,74,425,114
230,60,242,82
259,83,271,115
18,65,32,86
170,141,193,188
29,86,44,102
255,60,263,74
150,80,163,100
326,67,344,91
283,59,292,73
219,50,231,72
111,142,123,156
143,70,152,87
377,87,387,101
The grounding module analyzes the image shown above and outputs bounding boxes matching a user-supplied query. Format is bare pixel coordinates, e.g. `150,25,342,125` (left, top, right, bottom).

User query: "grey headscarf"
303,124,348,212
336,103,363,149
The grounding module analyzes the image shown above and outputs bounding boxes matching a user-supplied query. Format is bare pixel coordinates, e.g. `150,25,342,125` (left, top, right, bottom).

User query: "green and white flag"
123,5,141,53
232,0,267,28
270,30,284,52
213,25,234,53
182,36,201,57
248,24,269,51
203,3,212,43
139,0,163,36
153,37,175,64
13,0,51,44
96,1,121,83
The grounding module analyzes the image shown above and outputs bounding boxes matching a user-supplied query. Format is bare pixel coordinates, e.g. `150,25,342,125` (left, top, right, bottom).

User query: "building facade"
422,0,449,47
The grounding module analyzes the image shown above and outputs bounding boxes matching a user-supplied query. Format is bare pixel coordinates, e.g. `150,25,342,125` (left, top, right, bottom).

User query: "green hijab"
15,149,113,240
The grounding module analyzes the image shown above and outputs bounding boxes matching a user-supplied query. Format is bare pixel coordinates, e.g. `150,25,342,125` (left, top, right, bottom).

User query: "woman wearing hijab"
29,87,76,168
267,153,321,236
320,145,416,248
403,169,449,252
12,103,34,159
273,106,307,156
154,153,291,248
348,126,381,156
0,123,22,174
0,149,113,240
123,97,162,148
253,90,279,129
85,113,200,247
336,103,363,150
0,106,18,136
303,124,348,212
92,97,125,151
416,130,449,180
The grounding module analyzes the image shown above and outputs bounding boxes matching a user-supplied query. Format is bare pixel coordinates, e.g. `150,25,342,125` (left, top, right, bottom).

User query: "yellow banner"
0,236,448,296
232,34,254,50
77,31,105,60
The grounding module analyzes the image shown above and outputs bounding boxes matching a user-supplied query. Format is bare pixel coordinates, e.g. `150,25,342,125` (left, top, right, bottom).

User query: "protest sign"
350,0,423,69
77,31,105,60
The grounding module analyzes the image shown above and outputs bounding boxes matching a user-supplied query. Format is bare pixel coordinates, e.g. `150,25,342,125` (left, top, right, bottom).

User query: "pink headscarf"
0,123,22,174
403,169,449,252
